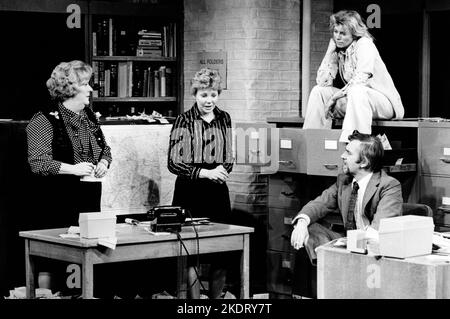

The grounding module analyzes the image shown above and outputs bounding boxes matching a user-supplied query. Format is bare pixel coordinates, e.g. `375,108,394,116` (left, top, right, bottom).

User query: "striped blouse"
167,103,233,179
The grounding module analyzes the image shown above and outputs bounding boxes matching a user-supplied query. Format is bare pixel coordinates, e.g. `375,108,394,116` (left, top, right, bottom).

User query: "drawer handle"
281,191,295,197
440,157,450,164
323,164,338,170
279,160,295,167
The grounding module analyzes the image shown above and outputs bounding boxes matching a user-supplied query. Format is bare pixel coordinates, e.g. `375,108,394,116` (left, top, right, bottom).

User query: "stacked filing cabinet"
418,122,450,227
267,128,344,298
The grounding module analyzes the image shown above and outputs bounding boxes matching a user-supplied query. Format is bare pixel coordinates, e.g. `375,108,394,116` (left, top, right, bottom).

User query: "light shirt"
316,37,404,119
353,172,373,230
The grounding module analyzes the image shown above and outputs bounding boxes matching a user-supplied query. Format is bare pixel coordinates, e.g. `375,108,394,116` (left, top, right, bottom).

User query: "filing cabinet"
278,128,345,176
266,250,296,297
418,122,450,211
266,172,335,298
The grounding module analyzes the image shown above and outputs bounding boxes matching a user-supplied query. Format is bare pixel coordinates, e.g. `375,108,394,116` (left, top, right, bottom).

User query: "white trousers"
303,85,394,141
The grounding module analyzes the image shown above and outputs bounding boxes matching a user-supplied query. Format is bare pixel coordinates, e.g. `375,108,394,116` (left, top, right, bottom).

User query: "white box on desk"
379,215,434,258
78,212,116,239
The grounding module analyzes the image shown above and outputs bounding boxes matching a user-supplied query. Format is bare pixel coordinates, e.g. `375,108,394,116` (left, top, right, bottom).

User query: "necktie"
346,182,359,230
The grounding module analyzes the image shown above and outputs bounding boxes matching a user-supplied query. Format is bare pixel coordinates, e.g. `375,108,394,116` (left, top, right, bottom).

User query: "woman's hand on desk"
199,166,229,183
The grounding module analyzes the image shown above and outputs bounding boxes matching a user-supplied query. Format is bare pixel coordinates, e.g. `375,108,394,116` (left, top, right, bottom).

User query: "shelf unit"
87,0,183,118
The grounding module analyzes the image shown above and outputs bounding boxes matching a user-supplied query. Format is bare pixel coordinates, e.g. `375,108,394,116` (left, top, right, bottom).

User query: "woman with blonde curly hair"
168,68,234,299
26,60,112,295
303,10,404,142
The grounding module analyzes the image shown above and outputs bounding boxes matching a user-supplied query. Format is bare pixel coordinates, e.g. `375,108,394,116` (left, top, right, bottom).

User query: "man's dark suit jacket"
295,170,403,261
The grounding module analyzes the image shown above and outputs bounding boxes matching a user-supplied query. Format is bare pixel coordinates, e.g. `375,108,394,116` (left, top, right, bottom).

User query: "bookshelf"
87,0,183,119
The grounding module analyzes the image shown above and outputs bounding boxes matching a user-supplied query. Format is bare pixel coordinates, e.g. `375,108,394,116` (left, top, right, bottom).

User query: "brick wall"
310,0,334,97
183,0,300,121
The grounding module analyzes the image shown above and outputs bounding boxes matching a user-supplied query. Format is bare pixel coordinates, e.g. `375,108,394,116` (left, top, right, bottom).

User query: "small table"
317,243,450,299
19,223,254,299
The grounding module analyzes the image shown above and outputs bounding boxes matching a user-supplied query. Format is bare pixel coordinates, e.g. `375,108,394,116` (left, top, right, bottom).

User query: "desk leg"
177,256,188,299
82,250,94,299
240,234,250,299
24,239,35,299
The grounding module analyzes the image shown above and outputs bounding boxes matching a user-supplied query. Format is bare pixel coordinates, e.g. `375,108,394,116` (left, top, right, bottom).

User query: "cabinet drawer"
266,250,295,295
268,207,298,252
420,175,450,212
419,127,450,176
278,128,345,176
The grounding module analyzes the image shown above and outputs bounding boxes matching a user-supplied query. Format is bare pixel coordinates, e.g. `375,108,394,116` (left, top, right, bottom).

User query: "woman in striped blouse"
168,68,234,299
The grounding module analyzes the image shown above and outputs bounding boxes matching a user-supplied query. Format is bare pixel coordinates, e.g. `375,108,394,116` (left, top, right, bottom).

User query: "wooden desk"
19,223,254,299
317,244,450,299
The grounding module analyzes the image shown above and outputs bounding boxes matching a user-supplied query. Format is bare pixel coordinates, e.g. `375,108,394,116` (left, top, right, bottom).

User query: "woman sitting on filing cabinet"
168,68,234,299
302,10,404,142
26,60,112,294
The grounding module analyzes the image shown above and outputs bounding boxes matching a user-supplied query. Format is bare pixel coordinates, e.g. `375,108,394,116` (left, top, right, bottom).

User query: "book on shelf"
108,18,113,56
92,32,97,57
165,67,172,97
93,20,176,57
98,61,105,97
93,62,172,99
153,70,160,98
136,48,162,57
92,61,100,97
117,61,128,97
104,68,111,96
132,63,143,97
148,67,154,97
159,66,166,97
109,62,118,97
138,39,162,46
143,68,149,97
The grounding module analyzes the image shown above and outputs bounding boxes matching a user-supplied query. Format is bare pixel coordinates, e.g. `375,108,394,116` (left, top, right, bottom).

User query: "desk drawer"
268,207,298,252
419,175,450,212
278,128,345,176
419,127,450,176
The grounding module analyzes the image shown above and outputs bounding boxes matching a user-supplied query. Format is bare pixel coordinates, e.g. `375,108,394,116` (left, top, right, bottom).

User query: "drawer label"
443,197,450,206
444,148,450,156
282,260,291,268
250,131,259,139
284,217,292,225
324,139,338,150
280,139,292,149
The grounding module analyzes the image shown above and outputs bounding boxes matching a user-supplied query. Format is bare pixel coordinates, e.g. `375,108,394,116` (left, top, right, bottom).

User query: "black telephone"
147,206,185,232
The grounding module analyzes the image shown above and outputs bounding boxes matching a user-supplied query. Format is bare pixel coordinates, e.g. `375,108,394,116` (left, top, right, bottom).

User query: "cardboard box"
379,215,434,258
78,212,116,239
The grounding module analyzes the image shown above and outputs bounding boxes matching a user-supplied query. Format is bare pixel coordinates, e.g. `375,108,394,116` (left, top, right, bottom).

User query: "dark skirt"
172,176,231,224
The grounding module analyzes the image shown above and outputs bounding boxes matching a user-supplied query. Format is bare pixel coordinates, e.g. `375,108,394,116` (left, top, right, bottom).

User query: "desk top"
317,243,450,266
19,223,254,248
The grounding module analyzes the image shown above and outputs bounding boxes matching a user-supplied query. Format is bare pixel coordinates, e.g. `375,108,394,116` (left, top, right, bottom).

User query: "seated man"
290,131,403,263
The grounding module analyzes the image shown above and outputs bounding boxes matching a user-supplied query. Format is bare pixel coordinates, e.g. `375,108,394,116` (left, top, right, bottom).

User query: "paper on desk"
68,226,80,234
98,237,117,249
143,227,171,236
59,233,80,239
156,118,169,124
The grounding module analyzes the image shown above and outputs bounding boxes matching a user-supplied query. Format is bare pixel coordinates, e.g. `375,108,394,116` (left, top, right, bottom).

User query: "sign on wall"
196,51,227,89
